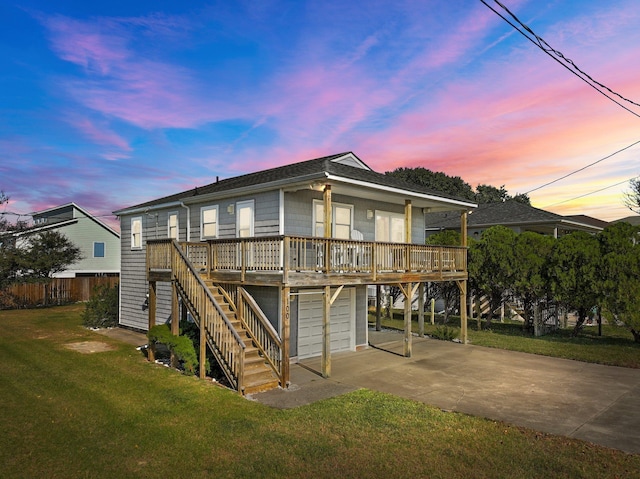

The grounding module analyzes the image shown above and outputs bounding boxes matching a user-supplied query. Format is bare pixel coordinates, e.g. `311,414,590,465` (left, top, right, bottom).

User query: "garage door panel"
298,289,354,359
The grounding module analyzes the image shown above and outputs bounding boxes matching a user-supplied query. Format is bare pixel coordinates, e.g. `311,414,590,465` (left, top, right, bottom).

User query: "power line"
542,176,638,207
524,138,640,195
480,0,640,119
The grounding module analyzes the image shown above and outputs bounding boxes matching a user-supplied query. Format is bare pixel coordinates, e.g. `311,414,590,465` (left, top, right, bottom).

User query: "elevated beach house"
114,153,475,394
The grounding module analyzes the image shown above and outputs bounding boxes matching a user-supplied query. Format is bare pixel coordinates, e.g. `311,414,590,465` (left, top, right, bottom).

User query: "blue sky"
2,0,640,230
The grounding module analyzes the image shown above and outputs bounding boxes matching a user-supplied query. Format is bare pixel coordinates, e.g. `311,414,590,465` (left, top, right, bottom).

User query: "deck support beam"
170,281,180,368
459,210,469,344
418,282,425,337
403,282,413,357
322,285,331,378
148,281,157,362
281,286,291,387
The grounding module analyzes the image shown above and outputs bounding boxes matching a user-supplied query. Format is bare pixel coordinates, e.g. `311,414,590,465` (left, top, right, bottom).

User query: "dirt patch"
64,341,116,354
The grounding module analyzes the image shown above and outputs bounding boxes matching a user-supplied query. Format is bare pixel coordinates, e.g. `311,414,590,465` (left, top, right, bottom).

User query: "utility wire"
480,0,640,119
524,138,640,195
543,176,638,207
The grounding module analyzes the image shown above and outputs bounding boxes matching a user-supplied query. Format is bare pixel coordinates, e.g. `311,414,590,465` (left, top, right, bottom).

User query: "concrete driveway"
253,329,640,455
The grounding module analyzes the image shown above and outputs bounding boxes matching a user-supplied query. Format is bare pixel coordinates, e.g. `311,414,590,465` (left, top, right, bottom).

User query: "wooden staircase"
205,282,280,394
159,239,282,395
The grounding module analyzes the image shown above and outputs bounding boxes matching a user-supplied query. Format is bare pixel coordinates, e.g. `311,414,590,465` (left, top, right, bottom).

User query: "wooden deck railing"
148,237,467,284
202,235,466,277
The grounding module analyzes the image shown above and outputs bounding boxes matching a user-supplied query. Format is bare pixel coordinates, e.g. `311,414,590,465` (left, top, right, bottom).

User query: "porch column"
322,285,331,378
323,185,332,273
418,282,425,337
148,281,157,362
171,281,180,369
460,210,468,344
281,286,291,387
171,281,179,336
404,200,412,243
375,284,382,331
404,282,412,357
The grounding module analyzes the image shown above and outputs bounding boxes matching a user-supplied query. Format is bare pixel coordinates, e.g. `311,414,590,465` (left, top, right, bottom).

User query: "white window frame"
200,205,219,240
93,241,106,258
312,200,354,239
131,216,142,250
167,212,179,240
236,200,255,238
375,210,405,243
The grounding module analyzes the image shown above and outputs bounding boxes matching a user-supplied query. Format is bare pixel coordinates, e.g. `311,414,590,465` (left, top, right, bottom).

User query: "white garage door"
298,288,355,359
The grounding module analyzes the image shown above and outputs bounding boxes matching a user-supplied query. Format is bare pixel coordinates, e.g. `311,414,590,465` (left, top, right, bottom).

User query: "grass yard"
371,312,640,369
1,305,639,478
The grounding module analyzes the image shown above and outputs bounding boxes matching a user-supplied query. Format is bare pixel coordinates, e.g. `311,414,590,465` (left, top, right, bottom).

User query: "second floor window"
201,206,218,240
131,217,142,249
93,242,105,258
313,200,353,239
168,213,178,240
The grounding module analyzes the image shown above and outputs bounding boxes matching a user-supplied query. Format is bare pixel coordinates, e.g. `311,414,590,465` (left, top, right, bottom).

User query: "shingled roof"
425,200,605,233
115,152,475,214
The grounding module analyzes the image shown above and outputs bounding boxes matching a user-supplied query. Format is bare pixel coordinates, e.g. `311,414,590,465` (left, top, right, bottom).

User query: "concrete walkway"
252,329,640,455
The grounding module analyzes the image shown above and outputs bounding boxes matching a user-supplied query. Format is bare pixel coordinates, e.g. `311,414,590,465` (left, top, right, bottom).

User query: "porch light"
367,209,374,219
227,205,234,215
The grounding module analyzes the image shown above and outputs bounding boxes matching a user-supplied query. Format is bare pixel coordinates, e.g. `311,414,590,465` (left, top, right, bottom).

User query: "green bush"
430,325,460,341
148,324,198,375
82,283,119,328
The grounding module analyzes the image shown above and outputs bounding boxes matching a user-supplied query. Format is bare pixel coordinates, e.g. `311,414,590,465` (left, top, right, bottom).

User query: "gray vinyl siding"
244,286,280,330
119,213,172,330
193,190,281,240
284,190,425,243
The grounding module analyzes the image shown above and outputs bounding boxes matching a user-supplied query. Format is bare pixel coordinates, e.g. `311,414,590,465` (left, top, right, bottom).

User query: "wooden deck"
147,236,468,287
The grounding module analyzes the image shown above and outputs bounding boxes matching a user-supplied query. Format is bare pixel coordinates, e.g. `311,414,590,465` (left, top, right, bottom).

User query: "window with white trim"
200,206,219,240
312,200,353,239
93,242,105,258
131,217,142,249
375,211,405,243
168,212,178,240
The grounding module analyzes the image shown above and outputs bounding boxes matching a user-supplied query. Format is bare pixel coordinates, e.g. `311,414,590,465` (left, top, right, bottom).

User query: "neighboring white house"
23,203,120,278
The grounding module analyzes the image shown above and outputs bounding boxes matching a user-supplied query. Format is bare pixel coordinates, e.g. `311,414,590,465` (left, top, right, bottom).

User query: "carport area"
252,329,640,455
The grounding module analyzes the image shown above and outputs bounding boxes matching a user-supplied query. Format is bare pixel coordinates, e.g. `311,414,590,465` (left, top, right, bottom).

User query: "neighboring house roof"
612,215,640,226
114,152,477,215
9,202,121,278
425,200,605,235
564,215,609,229
30,202,120,237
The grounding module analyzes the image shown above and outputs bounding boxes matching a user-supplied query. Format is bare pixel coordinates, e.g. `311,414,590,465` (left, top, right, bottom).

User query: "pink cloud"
42,14,232,129
65,115,131,153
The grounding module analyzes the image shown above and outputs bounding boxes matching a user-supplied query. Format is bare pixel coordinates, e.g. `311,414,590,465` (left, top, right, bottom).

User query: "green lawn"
1,305,639,478
371,312,640,369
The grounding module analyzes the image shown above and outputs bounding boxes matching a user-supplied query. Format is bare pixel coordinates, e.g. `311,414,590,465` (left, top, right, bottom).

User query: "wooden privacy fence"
3,276,119,308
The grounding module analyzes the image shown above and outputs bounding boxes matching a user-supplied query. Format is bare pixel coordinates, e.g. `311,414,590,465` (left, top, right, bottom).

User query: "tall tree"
599,222,640,342
0,192,29,289
512,232,555,331
468,225,517,329
386,167,530,204
624,177,640,214
19,231,83,281
386,167,475,201
549,231,601,336
426,230,462,323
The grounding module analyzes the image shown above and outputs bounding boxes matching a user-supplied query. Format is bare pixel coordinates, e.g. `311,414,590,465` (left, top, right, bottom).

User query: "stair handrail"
238,287,282,384
170,240,247,391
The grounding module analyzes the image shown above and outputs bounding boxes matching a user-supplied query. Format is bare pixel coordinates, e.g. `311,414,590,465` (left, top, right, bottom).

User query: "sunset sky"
2,0,640,231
